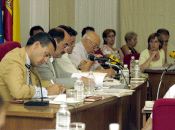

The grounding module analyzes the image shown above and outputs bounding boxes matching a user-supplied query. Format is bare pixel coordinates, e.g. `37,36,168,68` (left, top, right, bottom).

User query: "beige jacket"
0,47,38,101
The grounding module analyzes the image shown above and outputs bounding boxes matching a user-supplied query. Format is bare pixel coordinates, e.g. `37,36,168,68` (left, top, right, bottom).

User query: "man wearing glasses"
70,31,115,77
36,28,77,89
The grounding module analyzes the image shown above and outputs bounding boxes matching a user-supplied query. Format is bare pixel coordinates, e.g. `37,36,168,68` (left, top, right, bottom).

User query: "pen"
50,79,55,85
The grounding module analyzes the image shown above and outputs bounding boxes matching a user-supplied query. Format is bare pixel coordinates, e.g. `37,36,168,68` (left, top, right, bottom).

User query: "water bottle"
133,60,141,78
87,71,95,96
56,103,71,130
109,123,120,130
130,56,135,78
74,78,84,102
120,64,129,86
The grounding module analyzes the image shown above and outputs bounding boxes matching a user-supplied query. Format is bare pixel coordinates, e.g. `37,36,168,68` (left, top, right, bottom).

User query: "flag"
0,0,4,43
12,0,20,42
4,0,20,42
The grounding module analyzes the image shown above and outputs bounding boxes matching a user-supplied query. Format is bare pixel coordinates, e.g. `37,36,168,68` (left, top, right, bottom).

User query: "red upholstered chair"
0,41,21,61
123,53,140,69
153,98,175,130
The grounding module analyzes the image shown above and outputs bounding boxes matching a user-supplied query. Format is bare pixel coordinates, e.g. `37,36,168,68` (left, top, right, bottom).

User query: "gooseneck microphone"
105,62,129,87
24,64,49,106
88,54,109,63
156,64,173,99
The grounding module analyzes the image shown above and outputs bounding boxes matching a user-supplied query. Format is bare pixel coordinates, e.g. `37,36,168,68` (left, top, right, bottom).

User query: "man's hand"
47,84,66,95
103,68,116,78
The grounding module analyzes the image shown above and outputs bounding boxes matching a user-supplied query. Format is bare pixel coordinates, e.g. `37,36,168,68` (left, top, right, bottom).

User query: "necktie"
25,64,32,85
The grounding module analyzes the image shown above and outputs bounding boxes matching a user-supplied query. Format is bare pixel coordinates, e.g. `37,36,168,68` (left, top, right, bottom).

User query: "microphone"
88,54,109,63
105,62,129,87
24,64,49,106
156,64,174,99
108,54,121,64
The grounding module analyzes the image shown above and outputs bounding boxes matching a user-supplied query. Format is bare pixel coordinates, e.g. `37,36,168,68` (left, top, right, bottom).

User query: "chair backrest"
153,98,175,130
0,41,21,61
123,53,140,69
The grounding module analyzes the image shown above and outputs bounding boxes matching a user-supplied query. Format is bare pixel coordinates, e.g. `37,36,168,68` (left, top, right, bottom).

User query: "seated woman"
101,29,123,61
139,32,165,72
121,32,139,56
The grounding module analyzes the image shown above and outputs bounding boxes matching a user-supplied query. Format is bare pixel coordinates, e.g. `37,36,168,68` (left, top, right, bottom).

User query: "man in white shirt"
70,31,115,77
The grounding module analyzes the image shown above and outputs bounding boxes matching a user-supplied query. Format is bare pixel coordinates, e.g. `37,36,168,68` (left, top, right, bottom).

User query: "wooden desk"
2,96,130,130
129,82,147,130
145,69,175,100
2,82,147,130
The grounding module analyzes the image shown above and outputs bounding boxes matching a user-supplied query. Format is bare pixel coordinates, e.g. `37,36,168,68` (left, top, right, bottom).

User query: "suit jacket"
36,59,75,89
0,47,38,101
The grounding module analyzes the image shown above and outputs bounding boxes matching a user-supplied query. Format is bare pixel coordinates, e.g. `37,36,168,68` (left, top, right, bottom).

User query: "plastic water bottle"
109,123,120,130
130,56,135,78
56,103,71,130
87,71,95,96
133,60,141,78
74,78,84,102
120,64,129,86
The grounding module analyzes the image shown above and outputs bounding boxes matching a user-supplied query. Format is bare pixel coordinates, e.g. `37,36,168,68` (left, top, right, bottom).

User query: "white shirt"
55,53,80,73
25,53,48,98
70,41,100,71
163,84,175,98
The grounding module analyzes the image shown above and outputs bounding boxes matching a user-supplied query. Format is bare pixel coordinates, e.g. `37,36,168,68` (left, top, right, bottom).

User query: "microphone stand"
105,62,129,88
156,64,173,100
24,64,49,106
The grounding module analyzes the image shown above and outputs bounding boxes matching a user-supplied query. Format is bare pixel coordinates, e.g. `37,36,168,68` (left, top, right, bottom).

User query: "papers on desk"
143,101,154,111
48,94,82,105
71,72,107,87
95,88,134,97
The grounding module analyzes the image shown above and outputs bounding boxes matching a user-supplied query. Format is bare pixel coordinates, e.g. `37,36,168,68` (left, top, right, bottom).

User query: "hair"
102,29,116,44
157,28,170,36
26,32,57,51
58,25,77,36
29,25,44,37
124,32,137,43
48,28,65,43
147,32,162,50
81,26,95,37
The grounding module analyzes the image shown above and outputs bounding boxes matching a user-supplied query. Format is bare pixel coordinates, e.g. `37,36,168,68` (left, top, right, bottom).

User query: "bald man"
70,32,115,77
69,32,100,71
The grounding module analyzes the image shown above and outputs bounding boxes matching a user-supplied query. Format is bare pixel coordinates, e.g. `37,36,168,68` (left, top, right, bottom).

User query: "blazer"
36,59,75,89
0,47,38,101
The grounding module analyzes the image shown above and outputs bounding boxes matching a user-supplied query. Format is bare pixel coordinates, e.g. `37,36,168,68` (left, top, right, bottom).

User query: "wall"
20,0,49,46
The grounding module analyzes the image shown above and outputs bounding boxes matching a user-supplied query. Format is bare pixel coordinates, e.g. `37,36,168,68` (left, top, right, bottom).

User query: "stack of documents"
143,101,154,111
95,88,134,97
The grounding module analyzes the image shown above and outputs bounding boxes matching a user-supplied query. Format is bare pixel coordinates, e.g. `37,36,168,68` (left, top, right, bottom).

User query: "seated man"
157,28,170,64
70,31,115,77
55,25,80,73
29,25,44,37
0,32,63,101
36,28,77,88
